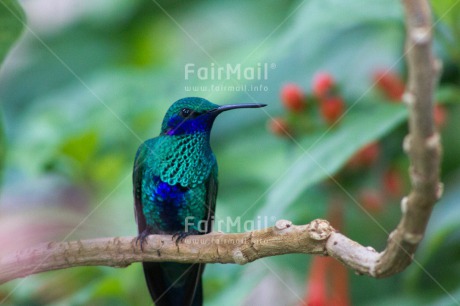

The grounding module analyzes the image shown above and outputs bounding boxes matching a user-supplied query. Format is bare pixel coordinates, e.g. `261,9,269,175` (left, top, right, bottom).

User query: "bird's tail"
143,262,204,306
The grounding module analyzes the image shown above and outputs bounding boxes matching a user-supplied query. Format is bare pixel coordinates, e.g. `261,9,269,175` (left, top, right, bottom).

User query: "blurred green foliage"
0,0,24,182
0,0,24,65
0,0,460,305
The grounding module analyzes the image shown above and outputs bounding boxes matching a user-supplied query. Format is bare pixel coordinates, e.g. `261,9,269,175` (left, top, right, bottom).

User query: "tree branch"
0,219,335,284
0,0,441,284
371,0,441,277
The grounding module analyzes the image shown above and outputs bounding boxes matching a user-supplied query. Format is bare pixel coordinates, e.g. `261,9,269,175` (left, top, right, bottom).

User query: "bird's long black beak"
213,103,267,114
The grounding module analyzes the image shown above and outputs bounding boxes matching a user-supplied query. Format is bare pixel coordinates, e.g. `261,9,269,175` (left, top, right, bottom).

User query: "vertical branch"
373,0,442,276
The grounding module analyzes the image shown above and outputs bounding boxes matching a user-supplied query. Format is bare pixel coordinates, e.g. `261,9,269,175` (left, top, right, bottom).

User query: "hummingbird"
133,97,266,306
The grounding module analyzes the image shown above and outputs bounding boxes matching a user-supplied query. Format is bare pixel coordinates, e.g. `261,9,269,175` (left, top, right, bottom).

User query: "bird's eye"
180,108,193,118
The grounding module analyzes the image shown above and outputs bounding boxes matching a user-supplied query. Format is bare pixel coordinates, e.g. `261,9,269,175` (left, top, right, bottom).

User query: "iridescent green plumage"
133,97,266,306
135,135,217,232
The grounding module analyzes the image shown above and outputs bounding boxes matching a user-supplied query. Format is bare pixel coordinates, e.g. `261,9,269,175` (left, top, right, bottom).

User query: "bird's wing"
204,164,218,234
133,147,146,234
133,139,157,234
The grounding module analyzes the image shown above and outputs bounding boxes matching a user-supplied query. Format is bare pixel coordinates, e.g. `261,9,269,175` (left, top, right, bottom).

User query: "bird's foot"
136,228,151,251
172,229,200,246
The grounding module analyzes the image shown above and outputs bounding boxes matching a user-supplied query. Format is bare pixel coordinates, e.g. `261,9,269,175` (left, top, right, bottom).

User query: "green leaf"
0,0,25,66
436,85,460,104
431,0,460,36
259,102,407,218
0,0,25,182
60,131,98,165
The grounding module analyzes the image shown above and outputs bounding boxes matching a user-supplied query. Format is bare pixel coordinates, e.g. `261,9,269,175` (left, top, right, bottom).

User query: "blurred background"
0,0,459,305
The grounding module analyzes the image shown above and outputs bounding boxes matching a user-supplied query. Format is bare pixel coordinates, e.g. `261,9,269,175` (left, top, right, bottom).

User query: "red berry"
268,117,291,137
383,168,404,197
312,72,335,98
347,142,380,169
320,96,344,125
373,69,405,101
434,104,447,128
359,189,384,213
280,83,305,112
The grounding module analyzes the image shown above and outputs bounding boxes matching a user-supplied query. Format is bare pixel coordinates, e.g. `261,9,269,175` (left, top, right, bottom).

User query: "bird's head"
160,97,266,136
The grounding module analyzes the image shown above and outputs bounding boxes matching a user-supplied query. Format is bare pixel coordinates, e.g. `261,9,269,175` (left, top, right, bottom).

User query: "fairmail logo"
185,63,275,81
